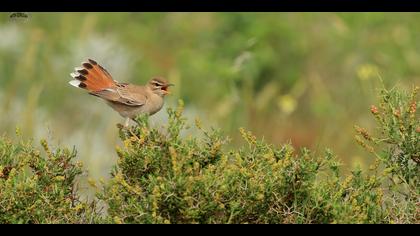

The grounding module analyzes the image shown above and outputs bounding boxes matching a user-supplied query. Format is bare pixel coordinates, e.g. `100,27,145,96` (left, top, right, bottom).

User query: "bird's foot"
116,123,126,130
117,118,132,130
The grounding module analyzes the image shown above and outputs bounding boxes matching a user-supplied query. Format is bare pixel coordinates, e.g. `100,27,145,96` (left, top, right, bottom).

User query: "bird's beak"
163,83,174,95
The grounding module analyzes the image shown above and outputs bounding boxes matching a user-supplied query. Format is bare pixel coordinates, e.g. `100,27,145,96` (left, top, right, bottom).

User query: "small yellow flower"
277,94,297,115
73,204,84,212
15,127,21,136
76,161,83,168
54,176,65,181
88,178,97,188
195,118,203,130
114,216,123,224
357,64,379,81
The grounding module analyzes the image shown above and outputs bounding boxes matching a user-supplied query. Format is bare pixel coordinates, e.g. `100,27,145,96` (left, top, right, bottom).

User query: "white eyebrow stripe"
152,80,164,85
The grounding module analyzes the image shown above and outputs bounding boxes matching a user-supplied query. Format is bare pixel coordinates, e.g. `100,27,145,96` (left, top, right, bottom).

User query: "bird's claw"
116,123,126,129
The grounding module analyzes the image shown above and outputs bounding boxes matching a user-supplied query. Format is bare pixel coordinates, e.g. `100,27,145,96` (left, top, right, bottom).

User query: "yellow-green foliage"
101,104,328,223
0,136,97,223
0,85,418,224
354,85,419,223
99,87,418,223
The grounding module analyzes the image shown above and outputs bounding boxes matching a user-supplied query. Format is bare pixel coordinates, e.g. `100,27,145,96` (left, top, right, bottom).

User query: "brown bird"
69,59,174,127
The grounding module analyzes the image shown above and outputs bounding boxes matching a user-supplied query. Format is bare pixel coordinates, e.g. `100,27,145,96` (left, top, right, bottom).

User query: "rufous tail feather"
69,59,116,92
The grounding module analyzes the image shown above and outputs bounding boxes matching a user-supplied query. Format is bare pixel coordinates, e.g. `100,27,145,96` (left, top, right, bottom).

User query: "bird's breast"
144,95,164,115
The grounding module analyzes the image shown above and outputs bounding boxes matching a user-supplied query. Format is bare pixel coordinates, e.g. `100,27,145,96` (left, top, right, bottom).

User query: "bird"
68,59,174,127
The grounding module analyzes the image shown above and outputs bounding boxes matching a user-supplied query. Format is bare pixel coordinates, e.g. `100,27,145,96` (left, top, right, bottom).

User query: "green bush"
99,103,337,223
354,85,419,223
98,85,418,224
0,85,418,223
0,135,97,223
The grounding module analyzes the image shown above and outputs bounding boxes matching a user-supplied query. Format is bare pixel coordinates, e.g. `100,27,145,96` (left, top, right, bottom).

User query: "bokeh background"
0,12,418,181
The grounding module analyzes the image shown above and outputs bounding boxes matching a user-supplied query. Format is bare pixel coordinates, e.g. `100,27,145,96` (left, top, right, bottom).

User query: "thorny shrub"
99,84,419,223
0,133,97,223
1,85,418,224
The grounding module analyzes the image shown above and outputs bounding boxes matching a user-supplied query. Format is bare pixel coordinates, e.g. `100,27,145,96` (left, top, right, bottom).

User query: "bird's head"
147,77,174,97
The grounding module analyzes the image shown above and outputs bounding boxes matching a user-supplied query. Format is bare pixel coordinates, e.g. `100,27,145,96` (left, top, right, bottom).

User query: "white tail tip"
69,80,81,88
70,72,80,78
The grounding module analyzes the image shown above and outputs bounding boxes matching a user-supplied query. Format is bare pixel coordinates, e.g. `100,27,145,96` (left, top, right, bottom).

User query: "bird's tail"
69,59,116,92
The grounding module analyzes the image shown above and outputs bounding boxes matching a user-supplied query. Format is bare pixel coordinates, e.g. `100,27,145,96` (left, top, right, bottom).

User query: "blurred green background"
0,12,418,180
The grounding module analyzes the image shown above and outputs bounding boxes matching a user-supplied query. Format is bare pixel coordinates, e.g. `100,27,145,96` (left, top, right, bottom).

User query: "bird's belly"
106,99,163,119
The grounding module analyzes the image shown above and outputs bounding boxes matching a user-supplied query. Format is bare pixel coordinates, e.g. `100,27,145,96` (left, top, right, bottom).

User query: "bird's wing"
90,83,147,107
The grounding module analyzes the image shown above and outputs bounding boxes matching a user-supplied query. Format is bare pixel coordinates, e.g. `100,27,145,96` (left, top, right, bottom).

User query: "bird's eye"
153,83,160,87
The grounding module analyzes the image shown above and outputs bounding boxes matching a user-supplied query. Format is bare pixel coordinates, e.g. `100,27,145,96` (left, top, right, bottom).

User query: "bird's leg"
124,117,130,128
117,117,131,129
